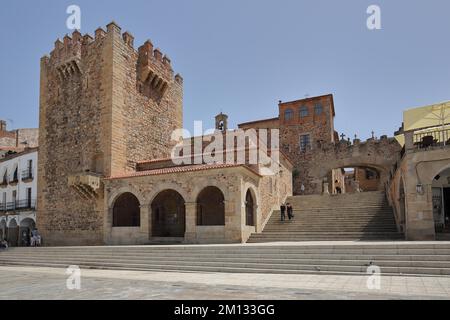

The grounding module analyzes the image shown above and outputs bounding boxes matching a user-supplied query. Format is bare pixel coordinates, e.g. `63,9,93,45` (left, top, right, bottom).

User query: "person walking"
300,184,305,195
335,180,342,194
287,203,294,220
280,203,287,221
31,228,41,247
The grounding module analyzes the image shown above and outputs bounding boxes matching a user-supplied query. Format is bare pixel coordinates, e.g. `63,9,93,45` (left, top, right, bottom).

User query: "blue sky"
1,0,450,139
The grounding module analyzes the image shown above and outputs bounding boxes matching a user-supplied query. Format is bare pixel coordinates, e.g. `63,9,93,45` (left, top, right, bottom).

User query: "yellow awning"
396,101,450,146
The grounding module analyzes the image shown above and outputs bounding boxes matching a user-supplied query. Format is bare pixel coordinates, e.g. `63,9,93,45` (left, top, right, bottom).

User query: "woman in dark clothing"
280,203,287,221
287,203,294,220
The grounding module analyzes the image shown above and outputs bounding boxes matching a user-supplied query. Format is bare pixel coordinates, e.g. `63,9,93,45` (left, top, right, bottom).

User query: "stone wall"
104,167,247,244
0,128,38,149
103,158,292,245
16,129,39,148
387,139,450,240
37,22,182,246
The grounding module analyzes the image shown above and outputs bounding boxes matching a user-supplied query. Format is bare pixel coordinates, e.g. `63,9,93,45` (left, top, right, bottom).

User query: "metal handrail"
413,127,450,149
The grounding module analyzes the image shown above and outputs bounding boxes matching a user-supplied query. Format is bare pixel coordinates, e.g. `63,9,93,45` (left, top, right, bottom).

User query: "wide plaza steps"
248,191,404,243
1,242,450,276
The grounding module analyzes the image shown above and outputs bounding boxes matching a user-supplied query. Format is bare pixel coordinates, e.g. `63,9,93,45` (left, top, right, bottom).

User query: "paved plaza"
0,266,449,300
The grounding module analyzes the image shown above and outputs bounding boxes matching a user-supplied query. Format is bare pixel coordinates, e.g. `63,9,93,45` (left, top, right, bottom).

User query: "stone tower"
0,120,6,132
278,95,336,194
37,22,183,245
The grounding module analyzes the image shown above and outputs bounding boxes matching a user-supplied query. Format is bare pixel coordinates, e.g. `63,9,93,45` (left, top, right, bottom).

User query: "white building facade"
0,148,38,246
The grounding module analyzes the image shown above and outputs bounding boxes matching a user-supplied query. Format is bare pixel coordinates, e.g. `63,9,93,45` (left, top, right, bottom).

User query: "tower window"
300,134,311,152
284,109,294,121
299,106,309,118
314,103,323,115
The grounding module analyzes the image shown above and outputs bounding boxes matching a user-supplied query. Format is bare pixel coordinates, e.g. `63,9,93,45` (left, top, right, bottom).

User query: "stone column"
404,131,415,152
225,199,241,242
140,205,150,242
184,202,197,243
405,183,436,240
104,207,113,244
254,204,261,233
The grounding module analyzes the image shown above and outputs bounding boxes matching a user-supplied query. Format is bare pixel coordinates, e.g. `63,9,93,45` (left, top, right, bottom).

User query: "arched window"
245,190,255,226
284,109,294,121
113,193,141,227
299,106,309,118
197,186,225,226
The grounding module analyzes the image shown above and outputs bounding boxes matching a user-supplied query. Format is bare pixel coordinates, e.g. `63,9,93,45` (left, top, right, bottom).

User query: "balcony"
0,178,7,188
405,125,450,152
21,168,33,182
0,199,36,212
68,172,102,199
9,174,19,185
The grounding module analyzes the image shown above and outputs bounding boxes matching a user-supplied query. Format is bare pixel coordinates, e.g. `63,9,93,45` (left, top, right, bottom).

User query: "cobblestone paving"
0,266,449,300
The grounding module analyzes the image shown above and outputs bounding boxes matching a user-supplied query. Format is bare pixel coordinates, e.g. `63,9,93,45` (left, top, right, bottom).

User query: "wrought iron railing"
413,127,450,149
10,173,19,183
21,168,33,180
0,199,36,212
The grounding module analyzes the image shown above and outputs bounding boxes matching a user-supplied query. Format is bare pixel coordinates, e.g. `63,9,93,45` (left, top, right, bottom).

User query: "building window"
365,169,379,180
12,190,17,210
300,134,311,152
284,109,294,121
1,170,7,185
1,192,6,211
314,103,323,115
26,188,32,208
299,106,309,118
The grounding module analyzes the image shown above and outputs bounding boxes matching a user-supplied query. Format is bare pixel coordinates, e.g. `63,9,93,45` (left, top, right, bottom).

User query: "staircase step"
249,191,402,243
2,242,450,276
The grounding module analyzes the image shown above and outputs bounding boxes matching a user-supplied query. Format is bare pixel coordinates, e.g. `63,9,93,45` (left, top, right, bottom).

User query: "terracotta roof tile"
106,163,261,180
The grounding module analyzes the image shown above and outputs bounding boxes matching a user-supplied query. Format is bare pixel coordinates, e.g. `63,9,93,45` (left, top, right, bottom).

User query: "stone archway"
315,161,389,195
112,192,141,227
7,218,18,247
301,139,401,195
19,218,36,247
432,166,450,235
151,190,186,237
327,165,384,194
0,219,6,241
196,186,225,226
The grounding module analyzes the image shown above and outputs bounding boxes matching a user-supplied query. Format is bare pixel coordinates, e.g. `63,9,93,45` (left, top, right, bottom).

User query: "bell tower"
215,112,228,132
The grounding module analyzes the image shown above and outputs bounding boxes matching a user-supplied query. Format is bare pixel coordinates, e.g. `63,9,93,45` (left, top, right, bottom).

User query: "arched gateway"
151,190,186,237
196,186,225,226
113,193,141,227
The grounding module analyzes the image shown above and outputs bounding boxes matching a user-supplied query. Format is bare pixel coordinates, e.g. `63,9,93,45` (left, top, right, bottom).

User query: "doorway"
444,188,450,232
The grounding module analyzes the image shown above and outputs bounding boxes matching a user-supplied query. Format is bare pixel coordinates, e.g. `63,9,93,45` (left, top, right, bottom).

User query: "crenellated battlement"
317,135,400,154
38,21,184,246
44,21,180,86
137,39,174,96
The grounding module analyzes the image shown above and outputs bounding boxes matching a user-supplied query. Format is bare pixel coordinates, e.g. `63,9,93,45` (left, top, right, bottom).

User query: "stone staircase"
1,242,450,276
248,191,404,243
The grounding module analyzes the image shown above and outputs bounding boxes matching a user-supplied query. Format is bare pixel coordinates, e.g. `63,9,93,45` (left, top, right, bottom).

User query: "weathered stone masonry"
37,22,183,245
